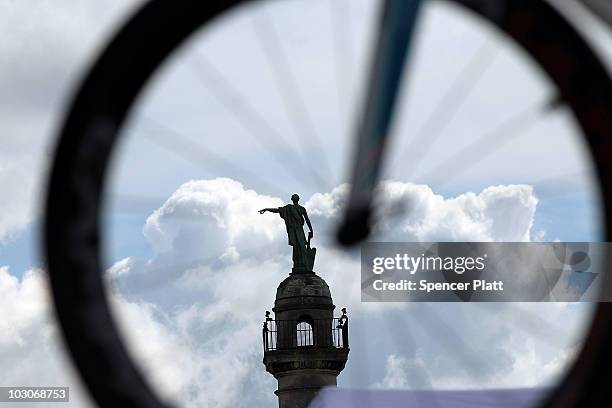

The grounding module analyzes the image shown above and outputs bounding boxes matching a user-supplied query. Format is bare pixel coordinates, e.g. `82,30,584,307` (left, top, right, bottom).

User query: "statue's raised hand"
258,209,267,214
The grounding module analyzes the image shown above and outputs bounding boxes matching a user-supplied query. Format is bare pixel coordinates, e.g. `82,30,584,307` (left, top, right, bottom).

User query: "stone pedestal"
262,272,349,408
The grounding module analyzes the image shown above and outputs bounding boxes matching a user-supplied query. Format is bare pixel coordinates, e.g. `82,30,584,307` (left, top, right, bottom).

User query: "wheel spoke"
106,244,273,294
330,0,354,126
414,102,544,186
137,116,287,196
413,97,562,187
391,41,497,178
407,303,502,388
189,56,329,191
473,303,573,349
518,171,592,197
251,7,335,184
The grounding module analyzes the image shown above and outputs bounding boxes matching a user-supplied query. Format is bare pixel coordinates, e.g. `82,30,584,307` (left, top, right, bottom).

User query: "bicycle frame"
338,0,423,245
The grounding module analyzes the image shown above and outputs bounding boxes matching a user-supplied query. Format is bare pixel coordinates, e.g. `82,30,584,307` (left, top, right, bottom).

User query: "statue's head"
291,194,300,203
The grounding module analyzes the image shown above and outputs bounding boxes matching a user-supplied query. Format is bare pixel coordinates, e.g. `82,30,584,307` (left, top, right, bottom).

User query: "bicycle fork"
337,0,424,245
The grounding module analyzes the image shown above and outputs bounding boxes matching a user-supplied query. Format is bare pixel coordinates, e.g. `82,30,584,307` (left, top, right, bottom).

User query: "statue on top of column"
259,193,316,273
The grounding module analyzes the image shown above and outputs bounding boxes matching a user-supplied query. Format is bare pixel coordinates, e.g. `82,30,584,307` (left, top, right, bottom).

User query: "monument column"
259,193,349,408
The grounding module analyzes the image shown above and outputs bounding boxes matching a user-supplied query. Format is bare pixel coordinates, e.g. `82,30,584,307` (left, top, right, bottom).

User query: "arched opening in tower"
296,316,314,347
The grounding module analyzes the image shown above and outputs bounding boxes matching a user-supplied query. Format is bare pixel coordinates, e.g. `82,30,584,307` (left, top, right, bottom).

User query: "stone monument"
259,194,350,408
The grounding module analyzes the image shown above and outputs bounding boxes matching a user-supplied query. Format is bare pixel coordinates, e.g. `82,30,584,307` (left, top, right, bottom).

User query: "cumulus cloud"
114,178,539,311
0,178,588,408
369,302,589,391
373,181,538,242
108,292,275,407
108,270,278,407
143,178,538,265
143,178,286,261
305,181,539,243
0,263,273,408
106,178,587,403
376,354,433,390
0,267,47,348
0,267,95,407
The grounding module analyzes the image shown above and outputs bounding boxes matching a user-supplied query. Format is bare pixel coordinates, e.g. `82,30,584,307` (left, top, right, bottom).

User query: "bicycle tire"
44,0,612,407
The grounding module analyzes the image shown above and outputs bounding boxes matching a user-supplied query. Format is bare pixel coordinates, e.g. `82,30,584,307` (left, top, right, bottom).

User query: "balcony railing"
263,314,349,352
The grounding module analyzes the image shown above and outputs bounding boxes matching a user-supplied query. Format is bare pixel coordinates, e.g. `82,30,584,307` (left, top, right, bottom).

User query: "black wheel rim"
44,1,612,407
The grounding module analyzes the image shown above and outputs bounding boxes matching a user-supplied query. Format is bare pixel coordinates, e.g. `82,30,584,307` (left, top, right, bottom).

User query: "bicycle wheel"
44,0,612,407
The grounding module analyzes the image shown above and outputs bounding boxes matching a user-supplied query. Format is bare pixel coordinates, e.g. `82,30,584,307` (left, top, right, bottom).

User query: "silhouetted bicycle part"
44,0,612,407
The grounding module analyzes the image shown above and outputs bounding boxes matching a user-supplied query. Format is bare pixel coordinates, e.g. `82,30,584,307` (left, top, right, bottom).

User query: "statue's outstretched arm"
259,207,280,214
